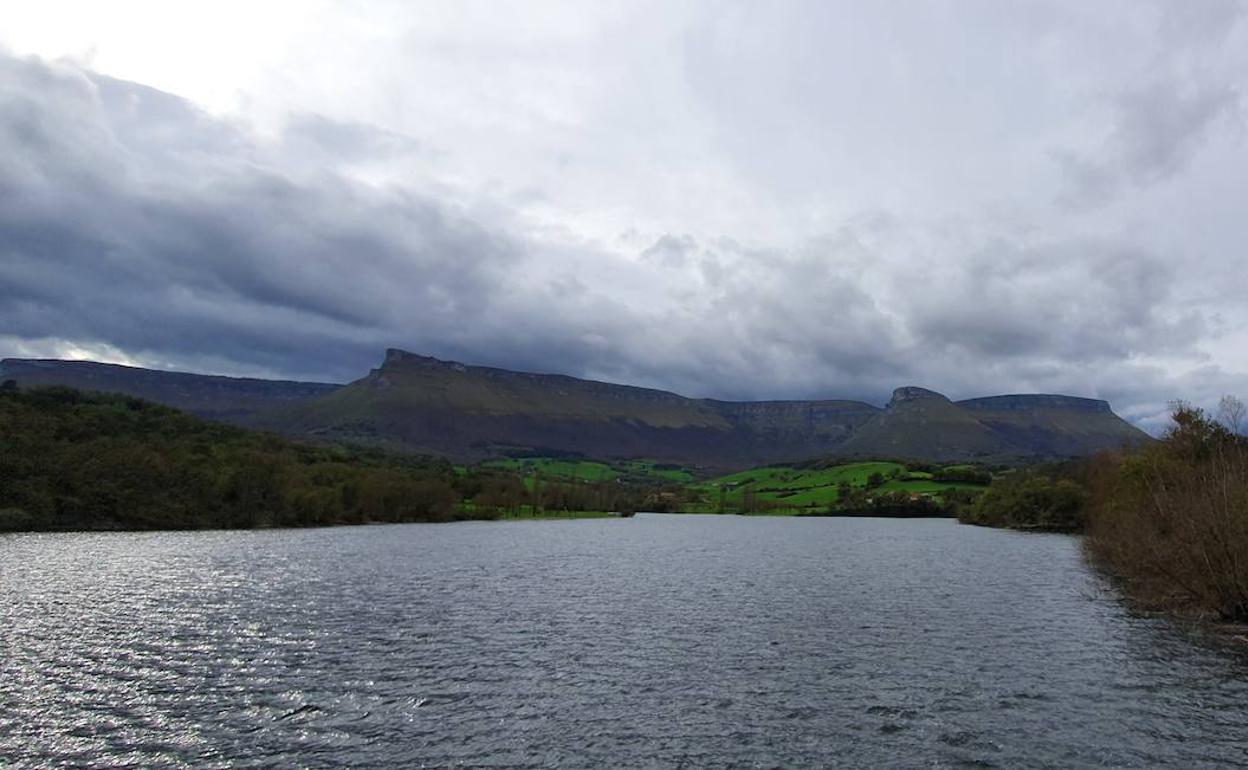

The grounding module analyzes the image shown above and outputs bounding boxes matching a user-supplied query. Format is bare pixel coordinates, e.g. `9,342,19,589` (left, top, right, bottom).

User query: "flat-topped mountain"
0,350,1149,467
258,349,881,466
836,386,1142,461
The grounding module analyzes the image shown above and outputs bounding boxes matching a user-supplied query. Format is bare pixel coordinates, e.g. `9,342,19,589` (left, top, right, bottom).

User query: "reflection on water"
2,516,1247,767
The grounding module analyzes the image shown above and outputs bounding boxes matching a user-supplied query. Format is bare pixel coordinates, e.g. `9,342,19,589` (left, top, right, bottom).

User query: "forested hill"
0,385,470,531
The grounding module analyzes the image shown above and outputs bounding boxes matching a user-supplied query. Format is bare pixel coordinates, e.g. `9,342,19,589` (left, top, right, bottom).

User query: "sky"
1,1,1246,430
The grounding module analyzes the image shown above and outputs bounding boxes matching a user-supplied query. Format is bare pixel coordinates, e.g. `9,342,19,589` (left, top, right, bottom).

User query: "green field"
681,461,989,514
477,456,694,484
467,456,991,517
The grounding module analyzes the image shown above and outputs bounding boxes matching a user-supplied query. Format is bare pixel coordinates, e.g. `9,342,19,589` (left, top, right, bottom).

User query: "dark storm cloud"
0,53,530,380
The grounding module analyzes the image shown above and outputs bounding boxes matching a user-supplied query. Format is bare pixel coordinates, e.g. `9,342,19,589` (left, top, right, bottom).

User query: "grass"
477,456,696,484
467,456,992,517
681,461,990,514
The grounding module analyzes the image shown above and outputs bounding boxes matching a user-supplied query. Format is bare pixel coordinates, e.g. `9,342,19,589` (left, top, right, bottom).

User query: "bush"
1084,403,1248,620
959,470,1085,531
933,466,993,485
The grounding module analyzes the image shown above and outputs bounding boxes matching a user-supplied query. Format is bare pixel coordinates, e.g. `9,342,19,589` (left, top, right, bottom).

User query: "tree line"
0,385,656,531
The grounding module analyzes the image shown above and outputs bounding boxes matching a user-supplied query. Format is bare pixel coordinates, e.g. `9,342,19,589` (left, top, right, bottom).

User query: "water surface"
2,516,1246,767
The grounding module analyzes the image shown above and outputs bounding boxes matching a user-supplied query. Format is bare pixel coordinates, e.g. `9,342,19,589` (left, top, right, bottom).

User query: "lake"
2,515,1246,768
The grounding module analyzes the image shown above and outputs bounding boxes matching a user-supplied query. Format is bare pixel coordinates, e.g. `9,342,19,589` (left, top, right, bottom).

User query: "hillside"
0,358,338,423
0,350,1150,468
837,387,1147,462
260,349,881,467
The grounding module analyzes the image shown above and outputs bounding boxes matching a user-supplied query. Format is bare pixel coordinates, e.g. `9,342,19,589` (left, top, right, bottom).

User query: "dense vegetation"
957,464,1087,531
479,456,695,484
1083,400,1248,620
0,386,478,530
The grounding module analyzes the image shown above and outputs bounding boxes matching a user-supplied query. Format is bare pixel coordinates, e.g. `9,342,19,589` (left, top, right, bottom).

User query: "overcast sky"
2,1,1246,429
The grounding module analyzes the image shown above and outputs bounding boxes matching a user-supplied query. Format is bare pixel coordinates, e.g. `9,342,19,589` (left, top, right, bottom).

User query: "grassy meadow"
473,455,992,516
681,461,989,514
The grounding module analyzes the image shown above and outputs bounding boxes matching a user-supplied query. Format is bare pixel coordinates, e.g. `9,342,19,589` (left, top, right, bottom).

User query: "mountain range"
0,349,1148,469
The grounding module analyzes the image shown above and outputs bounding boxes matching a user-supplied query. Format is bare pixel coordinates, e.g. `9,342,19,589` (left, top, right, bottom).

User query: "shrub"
1084,403,1248,620
959,470,1085,531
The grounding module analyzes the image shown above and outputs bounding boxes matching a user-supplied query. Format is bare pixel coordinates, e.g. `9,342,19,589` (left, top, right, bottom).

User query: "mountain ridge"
0,357,339,422
0,350,1149,468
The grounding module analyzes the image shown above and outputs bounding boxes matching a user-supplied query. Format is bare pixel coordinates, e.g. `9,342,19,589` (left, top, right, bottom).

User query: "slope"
0,358,339,423
263,349,880,467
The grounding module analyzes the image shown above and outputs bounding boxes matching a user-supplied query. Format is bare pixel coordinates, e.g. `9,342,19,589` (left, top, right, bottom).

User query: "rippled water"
2,516,1247,768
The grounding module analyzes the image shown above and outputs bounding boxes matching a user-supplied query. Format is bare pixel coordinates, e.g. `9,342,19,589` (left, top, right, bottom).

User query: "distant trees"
1218,394,1245,436
473,474,526,515
959,470,1085,531
933,466,993,485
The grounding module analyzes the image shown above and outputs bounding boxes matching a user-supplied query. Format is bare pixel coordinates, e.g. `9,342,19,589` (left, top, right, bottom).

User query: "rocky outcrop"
888,386,950,406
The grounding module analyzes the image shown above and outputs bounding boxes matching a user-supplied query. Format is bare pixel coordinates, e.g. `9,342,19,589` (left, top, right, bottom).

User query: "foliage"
0,386,478,531
479,456,696,485
932,466,994,485
1083,400,1248,620
958,468,1086,531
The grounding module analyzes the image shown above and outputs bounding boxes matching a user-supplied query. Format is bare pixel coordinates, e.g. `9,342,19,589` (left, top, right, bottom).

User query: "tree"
1218,395,1245,436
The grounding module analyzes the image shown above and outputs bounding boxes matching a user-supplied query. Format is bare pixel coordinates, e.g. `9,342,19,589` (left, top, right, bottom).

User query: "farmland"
680,461,990,514
471,456,992,516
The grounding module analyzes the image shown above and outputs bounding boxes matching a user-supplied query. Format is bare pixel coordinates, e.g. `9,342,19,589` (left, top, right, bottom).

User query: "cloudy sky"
2,1,1246,429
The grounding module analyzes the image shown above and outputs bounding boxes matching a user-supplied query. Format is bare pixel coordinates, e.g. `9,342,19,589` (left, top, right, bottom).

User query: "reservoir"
2,516,1246,767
